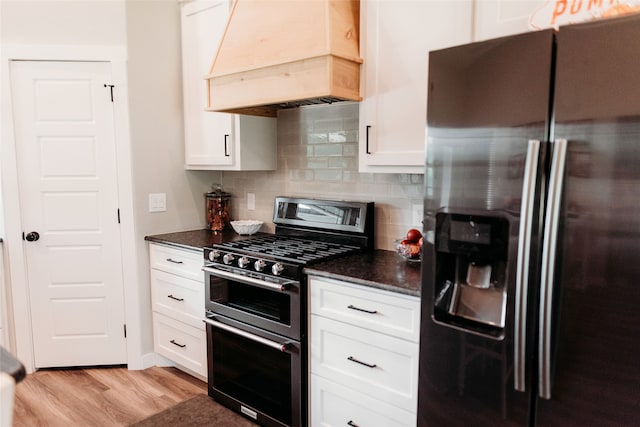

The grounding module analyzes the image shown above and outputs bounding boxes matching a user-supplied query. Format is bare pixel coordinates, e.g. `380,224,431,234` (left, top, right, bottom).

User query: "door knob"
25,231,40,242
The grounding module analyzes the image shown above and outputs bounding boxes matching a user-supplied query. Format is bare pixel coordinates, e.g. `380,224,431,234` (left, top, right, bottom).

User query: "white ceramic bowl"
230,220,263,235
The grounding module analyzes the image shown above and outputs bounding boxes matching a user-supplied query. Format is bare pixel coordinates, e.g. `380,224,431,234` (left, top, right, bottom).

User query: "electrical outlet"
149,193,166,212
247,192,256,210
412,204,423,228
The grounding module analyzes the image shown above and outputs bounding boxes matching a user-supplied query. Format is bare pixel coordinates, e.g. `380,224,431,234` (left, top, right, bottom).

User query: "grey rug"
130,394,257,426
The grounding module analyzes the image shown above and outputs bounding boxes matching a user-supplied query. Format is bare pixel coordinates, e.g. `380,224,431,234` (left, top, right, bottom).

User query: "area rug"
130,394,257,426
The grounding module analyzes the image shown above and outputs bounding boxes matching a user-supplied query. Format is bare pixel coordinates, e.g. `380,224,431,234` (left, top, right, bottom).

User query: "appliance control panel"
204,248,300,281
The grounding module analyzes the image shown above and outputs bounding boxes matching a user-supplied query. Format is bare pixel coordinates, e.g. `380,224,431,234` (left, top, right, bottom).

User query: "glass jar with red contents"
205,189,232,231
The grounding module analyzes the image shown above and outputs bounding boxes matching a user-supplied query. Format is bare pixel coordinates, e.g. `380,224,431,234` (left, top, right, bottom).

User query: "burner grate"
214,236,359,264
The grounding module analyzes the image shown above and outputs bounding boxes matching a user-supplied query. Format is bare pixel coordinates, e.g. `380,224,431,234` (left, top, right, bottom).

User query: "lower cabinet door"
153,313,207,378
151,269,204,328
311,374,416,427
311,315,419,412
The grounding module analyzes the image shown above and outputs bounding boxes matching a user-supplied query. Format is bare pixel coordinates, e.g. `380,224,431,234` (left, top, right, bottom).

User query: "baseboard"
128,352,173,370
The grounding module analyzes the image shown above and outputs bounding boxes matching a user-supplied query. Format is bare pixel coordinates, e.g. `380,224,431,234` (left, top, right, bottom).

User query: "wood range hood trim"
206,0,362,118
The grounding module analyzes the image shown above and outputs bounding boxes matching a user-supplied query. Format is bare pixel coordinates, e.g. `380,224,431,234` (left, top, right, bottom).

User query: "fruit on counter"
405,228,422,243
402,242,421,257
397,228,424,259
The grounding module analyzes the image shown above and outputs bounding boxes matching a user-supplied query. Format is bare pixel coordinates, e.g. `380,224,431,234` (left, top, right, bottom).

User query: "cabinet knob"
24,231,40,242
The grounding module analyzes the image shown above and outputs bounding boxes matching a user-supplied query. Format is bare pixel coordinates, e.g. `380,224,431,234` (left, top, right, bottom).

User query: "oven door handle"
202,266,295,292
203,317,293,353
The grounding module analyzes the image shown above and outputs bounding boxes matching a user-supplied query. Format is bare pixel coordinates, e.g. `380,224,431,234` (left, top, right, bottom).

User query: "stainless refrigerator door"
418,30,553,427
536,14,640,426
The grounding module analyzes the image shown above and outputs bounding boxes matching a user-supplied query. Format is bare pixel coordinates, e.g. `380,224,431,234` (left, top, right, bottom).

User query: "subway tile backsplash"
220,102,424,251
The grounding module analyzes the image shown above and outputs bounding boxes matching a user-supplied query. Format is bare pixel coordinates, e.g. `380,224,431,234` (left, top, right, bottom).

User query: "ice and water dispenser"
432,212,510,339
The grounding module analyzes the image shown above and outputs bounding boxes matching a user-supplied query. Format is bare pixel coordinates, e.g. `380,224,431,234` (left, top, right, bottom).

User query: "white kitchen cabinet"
473,0,544,42
149,243,206,379
358,0,473,174
309,276,421,426
311,375,416,427
180,0,277,171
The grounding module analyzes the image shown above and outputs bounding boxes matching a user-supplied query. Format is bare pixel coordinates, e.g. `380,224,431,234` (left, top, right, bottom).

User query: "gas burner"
211,235,360,265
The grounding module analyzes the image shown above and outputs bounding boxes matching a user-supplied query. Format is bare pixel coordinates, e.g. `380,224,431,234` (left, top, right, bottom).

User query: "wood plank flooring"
12,366,207,427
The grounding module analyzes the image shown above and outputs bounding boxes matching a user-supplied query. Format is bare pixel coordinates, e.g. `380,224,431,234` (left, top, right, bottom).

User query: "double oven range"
202,197,374,427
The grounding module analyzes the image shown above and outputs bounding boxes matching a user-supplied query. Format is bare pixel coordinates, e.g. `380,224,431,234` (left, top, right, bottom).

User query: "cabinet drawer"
310,315,419,412
309,277,421,342
311,374,416,427
153,313,207,378
151,270,204,328
149,243,203,281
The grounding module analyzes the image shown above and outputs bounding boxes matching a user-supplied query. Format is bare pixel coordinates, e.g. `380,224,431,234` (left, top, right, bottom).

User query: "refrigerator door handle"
514,139,541,392
539,138,568,399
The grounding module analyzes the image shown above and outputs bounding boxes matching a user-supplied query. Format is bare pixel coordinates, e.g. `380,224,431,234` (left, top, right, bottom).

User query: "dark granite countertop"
1,346,26,383
305,250,422,297
145,230,421,297
144,229,269,252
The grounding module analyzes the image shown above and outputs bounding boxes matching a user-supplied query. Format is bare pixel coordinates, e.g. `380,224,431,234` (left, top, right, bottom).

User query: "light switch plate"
247,192,256,210
149,193,166,212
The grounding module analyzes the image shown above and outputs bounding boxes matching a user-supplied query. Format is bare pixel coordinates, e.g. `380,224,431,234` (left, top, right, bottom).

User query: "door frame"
1,44,144,372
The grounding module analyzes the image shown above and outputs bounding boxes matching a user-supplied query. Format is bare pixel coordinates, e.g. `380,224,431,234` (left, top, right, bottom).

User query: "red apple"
406,228,422,243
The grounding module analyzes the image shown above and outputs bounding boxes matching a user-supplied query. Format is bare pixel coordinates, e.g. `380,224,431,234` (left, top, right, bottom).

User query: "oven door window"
212,326,296,426
208,275,292,325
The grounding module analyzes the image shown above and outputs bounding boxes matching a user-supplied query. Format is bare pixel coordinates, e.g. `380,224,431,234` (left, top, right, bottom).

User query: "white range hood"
205,0,362,117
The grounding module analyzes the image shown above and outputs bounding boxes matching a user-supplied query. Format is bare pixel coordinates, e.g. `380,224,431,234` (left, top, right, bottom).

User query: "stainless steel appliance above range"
202,197,374,427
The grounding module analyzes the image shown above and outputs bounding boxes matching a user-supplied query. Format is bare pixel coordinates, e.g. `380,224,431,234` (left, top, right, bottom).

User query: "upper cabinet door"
181,0,234,168
359,0,473,174
474,0,545,42
181,0,276,171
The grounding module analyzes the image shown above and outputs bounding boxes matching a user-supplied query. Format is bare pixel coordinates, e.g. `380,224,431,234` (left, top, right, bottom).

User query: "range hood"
205,0,362,117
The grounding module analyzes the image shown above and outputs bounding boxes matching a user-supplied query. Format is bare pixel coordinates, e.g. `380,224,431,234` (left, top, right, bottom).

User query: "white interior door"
10,60,126,368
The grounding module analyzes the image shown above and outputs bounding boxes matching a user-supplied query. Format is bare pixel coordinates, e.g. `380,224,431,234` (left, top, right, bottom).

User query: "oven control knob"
223,253,235,265
272,262,285,276
238,256,250,268
254,259,267,272
208,250,221,262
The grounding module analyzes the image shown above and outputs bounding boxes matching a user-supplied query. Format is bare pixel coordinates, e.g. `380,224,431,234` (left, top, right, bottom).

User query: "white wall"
124,0,218,360
0,178,4,240
0,0,127,46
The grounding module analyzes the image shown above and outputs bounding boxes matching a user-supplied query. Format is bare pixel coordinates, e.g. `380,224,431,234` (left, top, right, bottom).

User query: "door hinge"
124,324,127,338
117,208,121,224
104,84,115,102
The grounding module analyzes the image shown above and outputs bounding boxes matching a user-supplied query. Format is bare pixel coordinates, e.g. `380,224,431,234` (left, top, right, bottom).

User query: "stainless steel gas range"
202,197,374,427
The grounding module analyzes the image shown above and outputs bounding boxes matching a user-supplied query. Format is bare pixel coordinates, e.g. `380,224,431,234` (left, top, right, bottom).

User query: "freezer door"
536,14,640,426
418,29,554,427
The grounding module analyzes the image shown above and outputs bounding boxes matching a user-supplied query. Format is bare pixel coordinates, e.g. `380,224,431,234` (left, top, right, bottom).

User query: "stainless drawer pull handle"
347,356,377,368
347,304,377,314
166,258,184,264
170,339,186,348
347,421,359,427
167,294,184,302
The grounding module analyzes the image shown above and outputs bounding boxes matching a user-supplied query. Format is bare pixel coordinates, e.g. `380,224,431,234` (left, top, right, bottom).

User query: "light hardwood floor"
12,366,207,427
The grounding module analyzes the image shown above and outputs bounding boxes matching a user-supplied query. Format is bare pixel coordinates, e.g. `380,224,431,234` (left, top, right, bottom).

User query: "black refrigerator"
418,13,640,427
